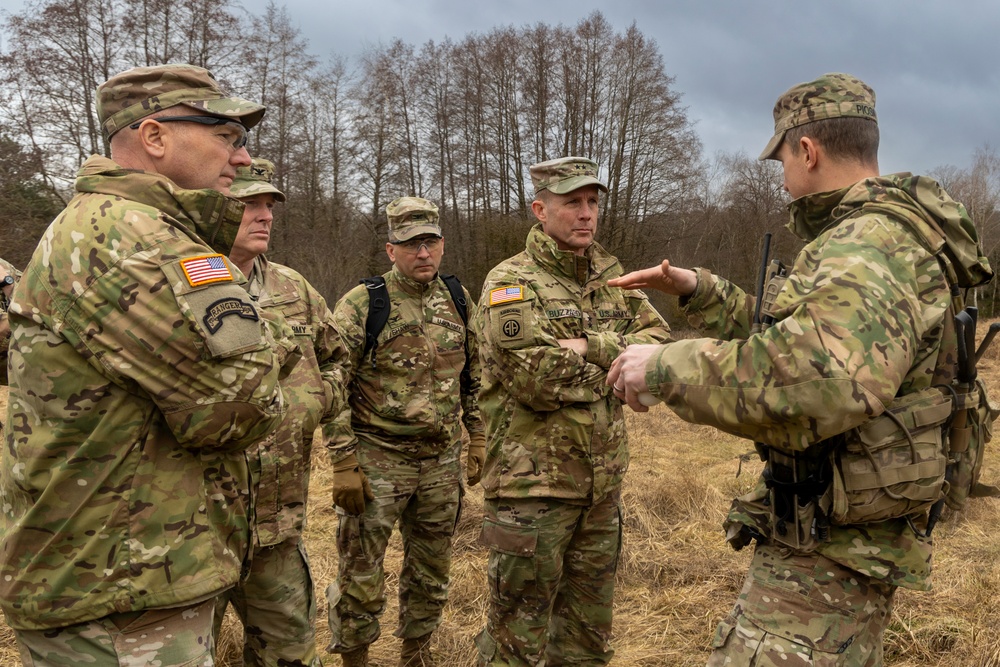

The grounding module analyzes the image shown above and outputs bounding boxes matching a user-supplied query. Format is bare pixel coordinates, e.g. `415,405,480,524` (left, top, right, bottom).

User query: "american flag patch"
489,286,524,306
180,254,233,287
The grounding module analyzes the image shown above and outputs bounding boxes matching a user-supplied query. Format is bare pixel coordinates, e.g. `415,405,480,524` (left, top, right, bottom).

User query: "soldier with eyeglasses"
325,196,485,667
0,64,297,665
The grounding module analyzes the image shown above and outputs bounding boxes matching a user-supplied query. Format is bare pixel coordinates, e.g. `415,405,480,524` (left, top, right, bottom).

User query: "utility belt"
759,384,975,552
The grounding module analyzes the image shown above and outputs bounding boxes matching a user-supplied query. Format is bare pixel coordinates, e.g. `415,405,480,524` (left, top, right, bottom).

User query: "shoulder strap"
360,276,389,369
440,273,472,389
440,274,468,325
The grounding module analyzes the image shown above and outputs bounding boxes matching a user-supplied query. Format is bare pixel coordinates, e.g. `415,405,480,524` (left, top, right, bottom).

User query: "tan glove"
332,453,374,515
466,433,486,486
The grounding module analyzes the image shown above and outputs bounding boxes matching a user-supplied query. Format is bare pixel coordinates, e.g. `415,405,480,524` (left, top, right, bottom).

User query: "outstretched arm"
607,259,697,297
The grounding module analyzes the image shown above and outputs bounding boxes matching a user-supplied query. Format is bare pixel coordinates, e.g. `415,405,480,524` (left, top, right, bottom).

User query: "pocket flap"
478,518,538,557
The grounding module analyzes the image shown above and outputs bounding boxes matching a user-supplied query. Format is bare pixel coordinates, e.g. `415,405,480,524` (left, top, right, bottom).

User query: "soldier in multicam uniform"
0,65,295,665
474,157,671,666
326,196,486,667
609,73,993,666
212,157,341,666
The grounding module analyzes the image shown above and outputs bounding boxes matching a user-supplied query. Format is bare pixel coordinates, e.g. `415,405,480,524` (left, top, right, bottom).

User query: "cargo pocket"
479,518,538,604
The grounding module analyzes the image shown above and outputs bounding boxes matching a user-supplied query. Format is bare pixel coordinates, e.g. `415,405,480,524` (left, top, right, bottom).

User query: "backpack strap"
440,274,472,390
360,276,390,370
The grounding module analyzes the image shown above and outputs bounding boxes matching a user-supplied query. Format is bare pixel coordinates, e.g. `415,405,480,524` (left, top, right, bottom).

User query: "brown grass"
3,331,1000,665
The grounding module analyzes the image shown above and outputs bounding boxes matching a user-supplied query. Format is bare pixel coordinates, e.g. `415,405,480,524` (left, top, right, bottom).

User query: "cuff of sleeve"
585,331,624,369
679,267,717,312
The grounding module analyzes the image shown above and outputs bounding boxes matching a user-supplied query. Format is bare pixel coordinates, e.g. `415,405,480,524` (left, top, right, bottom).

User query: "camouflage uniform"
1,66,287,663
639,75,993,666
212,160,339,667
475,220,670,665
326,261,484,652
0,257,20,387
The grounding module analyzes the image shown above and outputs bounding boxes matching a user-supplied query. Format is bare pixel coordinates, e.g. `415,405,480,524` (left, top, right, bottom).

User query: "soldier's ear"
386,242,397,263
135,118,168,159
531,199,547,223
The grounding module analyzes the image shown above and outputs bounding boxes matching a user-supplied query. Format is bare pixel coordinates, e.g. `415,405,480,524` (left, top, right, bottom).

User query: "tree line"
2,0,998,322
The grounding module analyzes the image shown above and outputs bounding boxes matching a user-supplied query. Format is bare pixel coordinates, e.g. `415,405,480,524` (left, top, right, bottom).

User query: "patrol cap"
230,157,286,202
97,64,266,141
386,197,441,242
759,72,877,161
530,156,608,196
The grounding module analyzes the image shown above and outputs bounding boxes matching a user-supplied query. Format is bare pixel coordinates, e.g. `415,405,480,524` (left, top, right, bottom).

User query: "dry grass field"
2,331,1000,666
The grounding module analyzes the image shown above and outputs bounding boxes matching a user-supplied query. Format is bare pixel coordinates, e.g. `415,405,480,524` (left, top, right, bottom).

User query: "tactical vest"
755,210,998,553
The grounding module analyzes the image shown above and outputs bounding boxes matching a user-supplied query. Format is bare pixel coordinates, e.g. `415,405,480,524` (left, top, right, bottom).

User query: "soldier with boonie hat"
0,65,294,665
608,71,993,665
474,156,669,665
218,155,337,667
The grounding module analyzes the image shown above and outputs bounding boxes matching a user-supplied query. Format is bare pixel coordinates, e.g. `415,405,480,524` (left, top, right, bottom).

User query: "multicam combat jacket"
476,225,671,502
245,256,341,547
645,174,992,590
325,265,484,460
0,155,291,630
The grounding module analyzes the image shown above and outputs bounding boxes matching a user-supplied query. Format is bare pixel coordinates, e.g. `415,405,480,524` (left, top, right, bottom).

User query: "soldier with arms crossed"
213,157,342,666
326,197,485,667
474,157,671,666
609,73,993,666
1,64,294,665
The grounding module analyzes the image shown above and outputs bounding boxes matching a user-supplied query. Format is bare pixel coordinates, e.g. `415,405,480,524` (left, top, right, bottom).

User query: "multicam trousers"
213,538,321,667
327,444,462,653
14,598,217,666
708,544,896,666
475,490,622,666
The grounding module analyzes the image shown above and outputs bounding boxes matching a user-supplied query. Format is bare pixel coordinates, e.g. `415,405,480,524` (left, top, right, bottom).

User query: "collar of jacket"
74,154,247,256
786,173,993,288
524,223,619,285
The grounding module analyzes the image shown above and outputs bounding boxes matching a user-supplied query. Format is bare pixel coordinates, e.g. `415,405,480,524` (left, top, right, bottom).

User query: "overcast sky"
227,0,999,177
2,0,996,176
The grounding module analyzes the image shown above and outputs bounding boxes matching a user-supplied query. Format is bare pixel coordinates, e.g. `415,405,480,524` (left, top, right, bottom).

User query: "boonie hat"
530,156,608,196
759,72,877,161
386,197,441,242
230,158,286,202
98,64,266,140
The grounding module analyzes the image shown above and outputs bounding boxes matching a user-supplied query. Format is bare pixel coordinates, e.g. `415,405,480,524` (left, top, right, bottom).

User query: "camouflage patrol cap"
97,64,266,141
530,156,608,196
759,72,877,160
230,157,286,202
386,197,441,242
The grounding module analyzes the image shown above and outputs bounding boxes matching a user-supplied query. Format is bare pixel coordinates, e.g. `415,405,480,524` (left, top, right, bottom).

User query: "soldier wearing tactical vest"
212,157,342,667
474,157,671,666
325,196,485,667
609,73,994,665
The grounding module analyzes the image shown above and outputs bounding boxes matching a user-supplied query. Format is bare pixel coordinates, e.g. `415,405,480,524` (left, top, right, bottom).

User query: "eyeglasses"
129,115,249,149
392,236,442,253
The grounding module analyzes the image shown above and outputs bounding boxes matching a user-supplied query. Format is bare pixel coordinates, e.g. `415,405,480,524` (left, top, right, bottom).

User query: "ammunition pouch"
831,386,952,525
763,447,833,552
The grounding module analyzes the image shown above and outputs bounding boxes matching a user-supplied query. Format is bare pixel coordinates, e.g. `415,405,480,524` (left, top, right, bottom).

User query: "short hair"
784,116,879,165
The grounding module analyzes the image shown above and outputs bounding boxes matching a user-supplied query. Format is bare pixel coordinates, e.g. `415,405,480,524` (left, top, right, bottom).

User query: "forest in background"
2,0,1000,321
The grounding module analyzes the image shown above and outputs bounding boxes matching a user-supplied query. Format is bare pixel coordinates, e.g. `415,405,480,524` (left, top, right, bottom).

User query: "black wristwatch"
0,275,12,287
